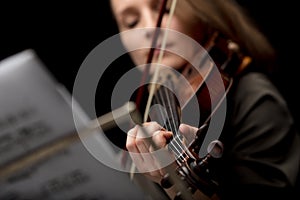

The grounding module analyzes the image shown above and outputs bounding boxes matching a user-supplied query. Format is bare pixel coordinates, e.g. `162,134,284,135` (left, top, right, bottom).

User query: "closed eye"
119,9,139,29
125,18,138,28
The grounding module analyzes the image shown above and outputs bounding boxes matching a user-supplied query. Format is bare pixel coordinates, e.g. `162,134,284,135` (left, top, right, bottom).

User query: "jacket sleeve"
220,73,300,199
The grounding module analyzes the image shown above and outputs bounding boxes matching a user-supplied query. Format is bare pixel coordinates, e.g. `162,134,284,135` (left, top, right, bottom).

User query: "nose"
143,9,158,28
143,10,167,40
143,11,158,39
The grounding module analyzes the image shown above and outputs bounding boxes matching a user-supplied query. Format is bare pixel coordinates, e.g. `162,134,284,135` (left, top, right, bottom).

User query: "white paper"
0,50,148,200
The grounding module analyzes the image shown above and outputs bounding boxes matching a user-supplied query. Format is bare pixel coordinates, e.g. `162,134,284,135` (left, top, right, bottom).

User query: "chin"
161,57,188,70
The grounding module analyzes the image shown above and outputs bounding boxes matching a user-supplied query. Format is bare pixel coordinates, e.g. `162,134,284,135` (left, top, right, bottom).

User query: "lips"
153,48,162,56
156,43,172,50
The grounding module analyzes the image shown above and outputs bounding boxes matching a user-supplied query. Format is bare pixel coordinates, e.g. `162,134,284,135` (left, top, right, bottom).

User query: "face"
110,0,207,73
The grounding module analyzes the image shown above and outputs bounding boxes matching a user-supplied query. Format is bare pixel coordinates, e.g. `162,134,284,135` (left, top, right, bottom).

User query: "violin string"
154,88,181,158
161,84,188,157
154,82,190,162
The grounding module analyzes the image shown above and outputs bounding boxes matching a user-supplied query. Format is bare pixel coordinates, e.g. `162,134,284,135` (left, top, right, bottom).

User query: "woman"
109,0,299,199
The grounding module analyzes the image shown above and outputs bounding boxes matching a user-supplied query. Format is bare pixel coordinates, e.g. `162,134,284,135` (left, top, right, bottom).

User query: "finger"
152,130,173,150
126,125,139,152
150,131,176,171
135,121,164,154
142,121,164,138
126,125,145,167
135,125,160,172
179,124,198,136
136,125,151,153
179,123,198,144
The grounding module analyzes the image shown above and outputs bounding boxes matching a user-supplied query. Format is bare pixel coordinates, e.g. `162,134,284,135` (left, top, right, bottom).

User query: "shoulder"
229,72,292,127
233,72,286,107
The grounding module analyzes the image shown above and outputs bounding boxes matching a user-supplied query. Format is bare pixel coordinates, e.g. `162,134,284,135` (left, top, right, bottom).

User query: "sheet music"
0,50,148,200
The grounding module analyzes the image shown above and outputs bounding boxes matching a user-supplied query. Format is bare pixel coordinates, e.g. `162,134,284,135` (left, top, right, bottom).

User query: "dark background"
0,0,299,132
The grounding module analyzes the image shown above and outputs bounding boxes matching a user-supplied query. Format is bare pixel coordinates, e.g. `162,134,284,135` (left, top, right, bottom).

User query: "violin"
132,0,252,199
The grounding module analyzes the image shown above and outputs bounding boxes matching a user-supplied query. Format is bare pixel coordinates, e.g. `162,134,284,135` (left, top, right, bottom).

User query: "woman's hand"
126,121,173,183
126,122,199,184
